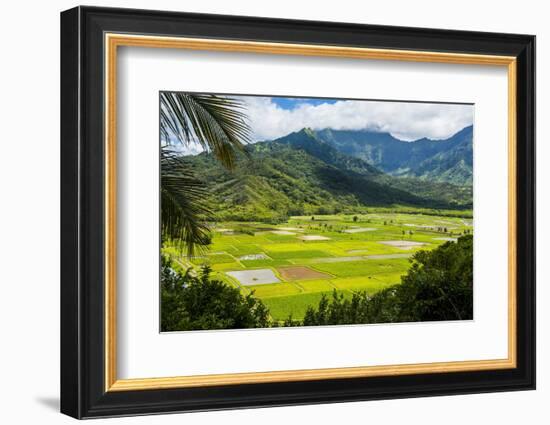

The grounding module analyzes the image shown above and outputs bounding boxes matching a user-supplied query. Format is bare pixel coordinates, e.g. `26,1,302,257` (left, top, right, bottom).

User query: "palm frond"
161,149,213,256
160,92,251,169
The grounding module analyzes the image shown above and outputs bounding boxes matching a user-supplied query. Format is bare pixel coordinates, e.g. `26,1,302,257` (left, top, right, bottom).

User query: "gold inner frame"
104,33,518,392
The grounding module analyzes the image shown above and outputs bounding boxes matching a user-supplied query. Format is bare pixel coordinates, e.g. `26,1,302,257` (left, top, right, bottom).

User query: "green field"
163,211,473,323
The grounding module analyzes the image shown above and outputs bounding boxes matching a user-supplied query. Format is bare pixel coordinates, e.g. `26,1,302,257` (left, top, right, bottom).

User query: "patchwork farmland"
163,211,473,323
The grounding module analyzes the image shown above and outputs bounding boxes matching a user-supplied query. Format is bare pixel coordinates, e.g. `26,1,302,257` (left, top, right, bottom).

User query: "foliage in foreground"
160,149,213,256
160,92,251,254
301,235,473,326
161,257,270,331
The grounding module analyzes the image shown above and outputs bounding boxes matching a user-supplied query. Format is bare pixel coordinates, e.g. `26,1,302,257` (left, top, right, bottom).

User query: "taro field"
162,212,473,323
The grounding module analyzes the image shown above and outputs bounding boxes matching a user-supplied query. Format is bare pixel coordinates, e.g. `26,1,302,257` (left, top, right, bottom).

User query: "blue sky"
270,97,338,110
234,95,474,142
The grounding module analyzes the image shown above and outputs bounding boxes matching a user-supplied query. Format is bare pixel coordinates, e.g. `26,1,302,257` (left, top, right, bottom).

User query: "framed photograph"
60,6,535,419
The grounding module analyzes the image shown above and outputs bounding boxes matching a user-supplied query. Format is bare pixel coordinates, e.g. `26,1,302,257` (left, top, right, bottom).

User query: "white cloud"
238,97,474,142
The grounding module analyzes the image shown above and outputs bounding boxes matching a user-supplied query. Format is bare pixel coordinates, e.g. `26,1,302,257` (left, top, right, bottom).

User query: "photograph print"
160,92,474,332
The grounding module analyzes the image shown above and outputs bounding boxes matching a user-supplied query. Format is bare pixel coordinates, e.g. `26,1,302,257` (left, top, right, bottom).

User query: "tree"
161,257,270,331
160,92,251,254
353,215,358,222
389,235,473,321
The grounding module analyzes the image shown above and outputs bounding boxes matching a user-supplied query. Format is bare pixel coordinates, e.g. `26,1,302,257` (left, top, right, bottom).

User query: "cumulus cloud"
237,96,473,142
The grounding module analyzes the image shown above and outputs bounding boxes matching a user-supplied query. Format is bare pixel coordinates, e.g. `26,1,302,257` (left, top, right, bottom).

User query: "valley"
161,105,475,329
163,210,473,323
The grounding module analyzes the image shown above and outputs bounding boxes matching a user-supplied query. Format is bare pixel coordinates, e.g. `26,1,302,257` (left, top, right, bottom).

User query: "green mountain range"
181,127,473,222
315,126,473,185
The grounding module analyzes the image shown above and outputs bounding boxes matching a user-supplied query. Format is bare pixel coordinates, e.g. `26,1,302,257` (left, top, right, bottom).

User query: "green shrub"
161,257,271,331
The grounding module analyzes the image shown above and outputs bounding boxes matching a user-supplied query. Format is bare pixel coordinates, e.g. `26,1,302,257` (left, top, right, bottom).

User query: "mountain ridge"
313,125,473,185
181,127,472,223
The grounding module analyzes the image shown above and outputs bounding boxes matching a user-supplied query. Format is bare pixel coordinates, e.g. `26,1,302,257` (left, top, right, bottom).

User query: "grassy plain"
163,210,473,323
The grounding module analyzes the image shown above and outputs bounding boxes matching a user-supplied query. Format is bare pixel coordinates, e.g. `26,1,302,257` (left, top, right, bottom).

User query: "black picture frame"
61,5,535,419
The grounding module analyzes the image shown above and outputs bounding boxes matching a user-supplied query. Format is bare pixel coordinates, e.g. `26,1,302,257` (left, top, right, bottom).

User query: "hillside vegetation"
316,126,473,185
182,127,473,222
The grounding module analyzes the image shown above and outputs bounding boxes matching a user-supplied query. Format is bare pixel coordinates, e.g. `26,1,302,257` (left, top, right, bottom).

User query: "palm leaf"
160,92,251,169
161,148,213,256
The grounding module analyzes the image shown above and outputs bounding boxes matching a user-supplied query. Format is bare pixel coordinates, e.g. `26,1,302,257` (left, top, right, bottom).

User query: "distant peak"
458,124,474,134
287,127,318,140
298,127,315,135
